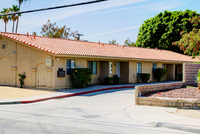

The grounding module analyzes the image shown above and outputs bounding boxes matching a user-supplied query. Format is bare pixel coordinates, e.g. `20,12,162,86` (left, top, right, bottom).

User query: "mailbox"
57,68,65,77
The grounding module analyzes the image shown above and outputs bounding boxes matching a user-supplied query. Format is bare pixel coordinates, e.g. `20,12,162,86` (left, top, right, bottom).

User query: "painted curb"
0,85,135,105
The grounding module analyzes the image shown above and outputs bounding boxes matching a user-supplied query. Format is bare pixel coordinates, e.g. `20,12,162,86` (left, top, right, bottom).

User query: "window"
110,62,113,74
67,59,75,75
89,61,97,74
152,63,157,71
162,64,165,69
137,63,142,73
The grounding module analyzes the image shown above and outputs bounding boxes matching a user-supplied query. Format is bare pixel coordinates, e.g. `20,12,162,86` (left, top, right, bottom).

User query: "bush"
138,73,150,83
71,68,92,88
176,73,183,81
153,68,168,82
18,72,26,88
103,77,114,85
104,74,120,85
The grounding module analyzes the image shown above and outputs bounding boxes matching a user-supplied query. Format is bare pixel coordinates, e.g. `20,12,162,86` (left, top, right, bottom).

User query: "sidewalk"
0,81,177,105
125,105,200,133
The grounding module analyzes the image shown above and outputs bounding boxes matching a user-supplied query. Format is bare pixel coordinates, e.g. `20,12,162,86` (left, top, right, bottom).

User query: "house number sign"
46,57,51,66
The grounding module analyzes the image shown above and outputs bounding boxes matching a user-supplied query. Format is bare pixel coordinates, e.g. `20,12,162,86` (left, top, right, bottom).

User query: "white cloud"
7,0,146,33
84,25,140,38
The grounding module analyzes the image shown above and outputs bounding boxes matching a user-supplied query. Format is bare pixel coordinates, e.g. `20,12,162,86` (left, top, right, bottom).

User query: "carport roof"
0,32,196,62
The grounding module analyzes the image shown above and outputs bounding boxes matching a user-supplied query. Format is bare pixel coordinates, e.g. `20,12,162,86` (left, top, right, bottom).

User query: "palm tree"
9,5,20,33
0,8,11,32
15,0,28,33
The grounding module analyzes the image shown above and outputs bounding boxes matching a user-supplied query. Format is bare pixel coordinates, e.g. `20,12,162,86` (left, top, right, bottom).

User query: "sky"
0,0,200,45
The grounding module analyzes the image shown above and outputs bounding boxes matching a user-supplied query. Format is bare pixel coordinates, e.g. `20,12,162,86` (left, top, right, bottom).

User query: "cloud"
86,0,187,15
84,25,140,38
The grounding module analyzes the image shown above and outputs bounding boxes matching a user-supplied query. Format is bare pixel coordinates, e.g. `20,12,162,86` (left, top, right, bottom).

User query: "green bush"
104,74,120,85
71,68,92,88
153,68,168,82
138,73,150,83
104,77,114,85
176,73,183,81
18,72,26,88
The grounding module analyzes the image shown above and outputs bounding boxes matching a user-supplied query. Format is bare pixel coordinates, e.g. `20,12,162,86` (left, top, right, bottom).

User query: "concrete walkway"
0,81,200,133
0,81,178,104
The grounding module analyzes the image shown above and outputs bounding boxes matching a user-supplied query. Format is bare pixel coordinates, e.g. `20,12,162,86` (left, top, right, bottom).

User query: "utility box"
57,68,65,77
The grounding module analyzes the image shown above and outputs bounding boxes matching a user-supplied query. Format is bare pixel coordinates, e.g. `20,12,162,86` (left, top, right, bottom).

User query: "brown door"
36,64,47,87
0,58,12,85
166,64,173,81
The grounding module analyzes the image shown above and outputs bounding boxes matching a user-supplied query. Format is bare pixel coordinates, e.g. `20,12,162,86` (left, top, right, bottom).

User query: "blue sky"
0,0,200,45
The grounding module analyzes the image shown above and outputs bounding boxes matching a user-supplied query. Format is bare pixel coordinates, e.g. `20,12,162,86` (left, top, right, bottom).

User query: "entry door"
116,62,120,77
0,58,12,85
36,64,47,87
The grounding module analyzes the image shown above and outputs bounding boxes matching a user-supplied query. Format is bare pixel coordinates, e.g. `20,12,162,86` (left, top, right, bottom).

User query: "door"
36,64,47,87
0,58,12,85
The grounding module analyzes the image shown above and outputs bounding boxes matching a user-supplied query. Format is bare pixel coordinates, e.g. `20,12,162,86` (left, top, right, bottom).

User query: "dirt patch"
0,86,55,99
143,87,200,99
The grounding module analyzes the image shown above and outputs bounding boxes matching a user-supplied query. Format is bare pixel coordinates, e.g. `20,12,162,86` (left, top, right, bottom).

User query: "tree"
16,0,28,33
173,16,200,57
136,10,200,53
124,38,136,47
40,20,79,40
32,32,37,36
0,8,11,32
9,5,20,33
109,39,116,45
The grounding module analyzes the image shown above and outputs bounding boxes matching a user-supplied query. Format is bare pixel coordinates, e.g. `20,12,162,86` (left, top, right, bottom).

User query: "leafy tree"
16,0,28,33
9,5,20,33
40,20,79,40
0,8,11,32
124,38,136,47
136,10,200,53
32,32,37,36
109,39,116,45
173,16,200,57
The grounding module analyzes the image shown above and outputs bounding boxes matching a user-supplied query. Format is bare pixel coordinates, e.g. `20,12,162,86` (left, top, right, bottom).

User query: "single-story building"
0,32,196,89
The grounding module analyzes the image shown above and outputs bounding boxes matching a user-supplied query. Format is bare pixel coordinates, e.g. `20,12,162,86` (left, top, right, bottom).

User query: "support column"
31,68,36,87
173,64,176,80
47,68,52,88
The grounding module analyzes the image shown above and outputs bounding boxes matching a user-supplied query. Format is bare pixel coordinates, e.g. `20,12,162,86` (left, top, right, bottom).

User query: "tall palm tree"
0,8,11,32
15,0,28,33
10,5,20,33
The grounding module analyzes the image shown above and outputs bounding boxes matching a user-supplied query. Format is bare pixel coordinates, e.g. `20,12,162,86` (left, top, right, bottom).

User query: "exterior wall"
90,61,101,85
183,63,200,85
0,38,54,88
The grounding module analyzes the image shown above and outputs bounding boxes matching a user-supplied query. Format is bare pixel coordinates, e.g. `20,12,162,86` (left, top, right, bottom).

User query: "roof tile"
0,32,196,62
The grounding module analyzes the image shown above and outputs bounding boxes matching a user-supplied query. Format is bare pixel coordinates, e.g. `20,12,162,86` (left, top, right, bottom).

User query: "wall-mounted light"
56,58,59,61
147,62,150,64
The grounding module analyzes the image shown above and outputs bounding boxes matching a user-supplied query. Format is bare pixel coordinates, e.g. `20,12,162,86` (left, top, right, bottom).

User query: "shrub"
138,73,150,83
18,72,26,88
153,68,168,82
71,68,92,88
104,74,120,85
104,77,114,85
176,73,183,81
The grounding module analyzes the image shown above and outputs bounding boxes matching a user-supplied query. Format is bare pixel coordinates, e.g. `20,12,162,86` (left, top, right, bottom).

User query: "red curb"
20,85,135,104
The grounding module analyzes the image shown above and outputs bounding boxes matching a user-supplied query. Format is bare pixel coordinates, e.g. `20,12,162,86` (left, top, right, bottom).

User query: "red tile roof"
0,32,196,62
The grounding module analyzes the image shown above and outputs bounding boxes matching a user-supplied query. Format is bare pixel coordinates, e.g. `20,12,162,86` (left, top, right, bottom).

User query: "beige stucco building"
0,32,195,89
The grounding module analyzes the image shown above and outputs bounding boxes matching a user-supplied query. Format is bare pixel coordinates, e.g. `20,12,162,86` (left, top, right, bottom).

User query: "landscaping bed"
143,87,200,99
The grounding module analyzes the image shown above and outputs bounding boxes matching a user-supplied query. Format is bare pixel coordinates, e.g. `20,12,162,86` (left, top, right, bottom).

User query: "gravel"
143,87,200,99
